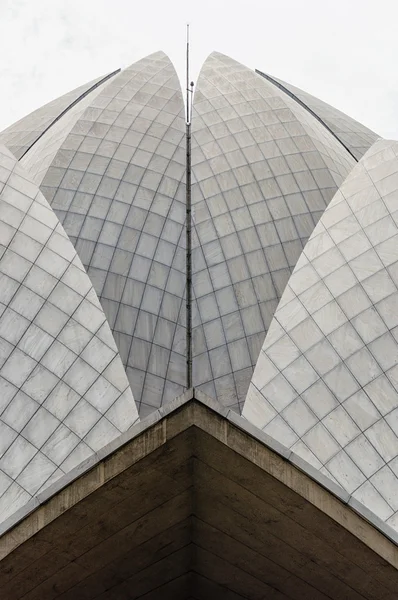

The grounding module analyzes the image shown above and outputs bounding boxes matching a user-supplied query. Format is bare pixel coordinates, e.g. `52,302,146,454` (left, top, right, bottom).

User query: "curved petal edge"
0,145,138,526
244,139,398,532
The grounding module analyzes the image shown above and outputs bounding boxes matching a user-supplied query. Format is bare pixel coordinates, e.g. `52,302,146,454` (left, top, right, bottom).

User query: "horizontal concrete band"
1,391,398,599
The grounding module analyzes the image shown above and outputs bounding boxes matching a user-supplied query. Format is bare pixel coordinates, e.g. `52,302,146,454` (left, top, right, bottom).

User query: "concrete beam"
0,395,398,599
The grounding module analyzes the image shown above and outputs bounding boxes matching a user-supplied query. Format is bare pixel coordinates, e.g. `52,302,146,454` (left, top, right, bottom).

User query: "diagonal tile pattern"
0,145,138,525
244,139,398,530
0,71,118,160
19,73,119,187
257,70,380,160
1,50,398,536
38,52,187,416
191,52,355,411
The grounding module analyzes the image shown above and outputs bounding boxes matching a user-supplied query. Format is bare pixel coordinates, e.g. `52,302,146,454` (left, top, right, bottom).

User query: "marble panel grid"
0,47,393,546
191,52,355,411
0,72,117,160
39,52,187,417
244,139,398,532
0,144,138,527
20,73,118,186
257,70,380,160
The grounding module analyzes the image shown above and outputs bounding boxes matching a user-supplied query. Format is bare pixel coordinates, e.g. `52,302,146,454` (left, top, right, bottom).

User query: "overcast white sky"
1,0,397,138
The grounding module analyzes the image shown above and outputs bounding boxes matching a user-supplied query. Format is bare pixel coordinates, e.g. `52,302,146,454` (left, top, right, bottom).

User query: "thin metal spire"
186,24,190,124
185,24,194,389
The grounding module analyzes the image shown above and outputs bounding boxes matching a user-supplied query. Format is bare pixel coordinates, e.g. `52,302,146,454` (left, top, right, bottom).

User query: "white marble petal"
0,145,138,526
244,139,398,532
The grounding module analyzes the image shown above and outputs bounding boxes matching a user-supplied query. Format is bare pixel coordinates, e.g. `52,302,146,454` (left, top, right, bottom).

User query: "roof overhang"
1,390,398,599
